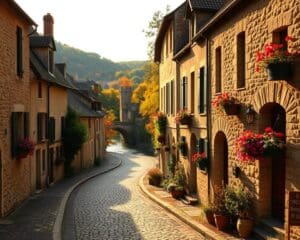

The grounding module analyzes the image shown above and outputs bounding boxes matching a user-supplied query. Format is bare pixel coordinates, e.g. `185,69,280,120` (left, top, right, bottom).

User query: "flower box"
223,103,241,115
267,62,293,80
179,115,193,125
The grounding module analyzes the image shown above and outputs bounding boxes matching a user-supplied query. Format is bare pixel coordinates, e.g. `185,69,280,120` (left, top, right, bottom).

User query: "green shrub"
147,167,163,186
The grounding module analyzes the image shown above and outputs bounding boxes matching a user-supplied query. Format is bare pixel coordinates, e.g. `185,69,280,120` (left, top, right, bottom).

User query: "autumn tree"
103,109,117,146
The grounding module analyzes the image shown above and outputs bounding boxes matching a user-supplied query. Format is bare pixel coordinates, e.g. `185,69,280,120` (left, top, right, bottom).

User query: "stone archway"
259,103,286,222
212,131,229,190
188,134,197,193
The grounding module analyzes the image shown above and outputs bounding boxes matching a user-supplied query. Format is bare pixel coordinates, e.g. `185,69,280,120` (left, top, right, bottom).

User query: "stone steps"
253,218,284,240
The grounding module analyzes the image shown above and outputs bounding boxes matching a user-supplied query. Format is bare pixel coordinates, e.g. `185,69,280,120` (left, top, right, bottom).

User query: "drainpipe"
205,36,212,202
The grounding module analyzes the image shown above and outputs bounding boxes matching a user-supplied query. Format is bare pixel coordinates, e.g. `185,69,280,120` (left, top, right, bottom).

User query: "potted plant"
167,165,187,199
235,127,285,162
16,138,35,159
175,109,193,125
212,185,230,231
192,152,208,172
147,167,163,187
256,36,299,80
155,112,167,134
202,204,215,225
235,188,254,238
212,92,240,115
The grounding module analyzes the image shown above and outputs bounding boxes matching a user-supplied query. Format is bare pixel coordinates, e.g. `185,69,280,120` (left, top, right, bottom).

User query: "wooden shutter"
11,112,18,157
49,117,55,143
24,112,29,138
61,117,65,139
37,113,43,141
16,27,23,77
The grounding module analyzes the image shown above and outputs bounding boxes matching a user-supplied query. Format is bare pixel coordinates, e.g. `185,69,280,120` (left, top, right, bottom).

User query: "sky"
15,0,184,62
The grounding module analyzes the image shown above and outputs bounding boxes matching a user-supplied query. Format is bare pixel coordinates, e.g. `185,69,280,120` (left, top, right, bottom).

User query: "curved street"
62,143,205,240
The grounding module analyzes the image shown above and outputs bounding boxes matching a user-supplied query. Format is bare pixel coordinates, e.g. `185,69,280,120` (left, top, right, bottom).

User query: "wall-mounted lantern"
245,105,256,124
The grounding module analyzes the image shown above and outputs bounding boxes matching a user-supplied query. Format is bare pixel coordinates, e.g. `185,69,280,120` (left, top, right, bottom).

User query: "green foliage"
174,165,187,187
98,88,120,121
167,154,177,176
94,157,102,167
63,108,88,175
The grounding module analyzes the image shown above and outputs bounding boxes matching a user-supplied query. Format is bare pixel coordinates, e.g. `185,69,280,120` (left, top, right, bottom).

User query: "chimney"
43,13,54,36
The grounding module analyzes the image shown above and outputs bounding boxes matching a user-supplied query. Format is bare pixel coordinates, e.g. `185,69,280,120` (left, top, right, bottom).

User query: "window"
16,26,23,77
49,117,56,143
190,14,196,40
181,77,188,109
199,67,206,113
171,80,174,115
37,113,47,142
197,138,208,155
166,83,170,115
42,149,46,172
190,72,195,113
49,50,54,73
61,116,65,139
11,112,29,157
215,47,222,93
273,27,288,50
163,86,166,113
38,82,42,98
237,32,246,88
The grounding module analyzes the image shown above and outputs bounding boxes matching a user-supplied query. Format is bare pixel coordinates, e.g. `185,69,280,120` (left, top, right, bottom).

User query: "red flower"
264,127,273,133
285,35,296,42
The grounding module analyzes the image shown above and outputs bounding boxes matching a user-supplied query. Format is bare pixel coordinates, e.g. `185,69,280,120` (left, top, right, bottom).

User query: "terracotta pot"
171,189,185,199
205,211,215,226
267,62,293,80
214,214,230,231
236,218,254,238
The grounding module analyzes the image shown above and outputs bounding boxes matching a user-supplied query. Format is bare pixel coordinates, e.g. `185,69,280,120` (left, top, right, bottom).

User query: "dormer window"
49,49,54,73
190,14,196,40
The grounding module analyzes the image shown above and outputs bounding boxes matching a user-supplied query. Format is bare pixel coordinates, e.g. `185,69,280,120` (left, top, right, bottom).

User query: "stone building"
68,79,105,172
0,0,36,217
29,13,74,191
156,0,300,238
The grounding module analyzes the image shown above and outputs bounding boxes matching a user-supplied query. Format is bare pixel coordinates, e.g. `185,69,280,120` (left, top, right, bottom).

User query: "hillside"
55,41,147,85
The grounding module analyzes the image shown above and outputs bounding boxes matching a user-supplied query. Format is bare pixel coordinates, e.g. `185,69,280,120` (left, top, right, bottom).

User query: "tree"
143,6,170,60
103,109,117,146
98,87,120,121
63,108,88,176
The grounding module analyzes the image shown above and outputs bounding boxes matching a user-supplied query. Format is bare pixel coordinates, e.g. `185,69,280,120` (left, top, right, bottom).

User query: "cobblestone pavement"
63,144,205,240
0,153,120,240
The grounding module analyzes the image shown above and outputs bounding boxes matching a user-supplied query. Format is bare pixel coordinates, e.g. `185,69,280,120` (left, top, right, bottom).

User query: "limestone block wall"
0,2,32,216
208,0,300,238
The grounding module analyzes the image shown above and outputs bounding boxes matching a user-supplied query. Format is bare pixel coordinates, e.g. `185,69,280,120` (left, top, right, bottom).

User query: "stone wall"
0,2,32,216
208,0,300,238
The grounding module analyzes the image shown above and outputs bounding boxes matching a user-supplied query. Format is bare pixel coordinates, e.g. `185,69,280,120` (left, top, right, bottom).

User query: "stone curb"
138,172,238,240
52,154,122,240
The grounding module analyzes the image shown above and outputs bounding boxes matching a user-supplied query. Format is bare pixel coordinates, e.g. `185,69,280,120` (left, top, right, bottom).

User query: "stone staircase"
253,218,285,240
180,194,199,206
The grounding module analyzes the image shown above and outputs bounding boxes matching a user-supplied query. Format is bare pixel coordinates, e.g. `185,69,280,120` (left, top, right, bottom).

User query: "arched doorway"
259,103,286,221
213,132,228,189
189,134,197,193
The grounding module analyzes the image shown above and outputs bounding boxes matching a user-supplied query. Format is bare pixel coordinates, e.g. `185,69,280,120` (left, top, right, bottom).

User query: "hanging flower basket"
192,152,209,172
256,36,299,79
223,103,241,115
16,138,35,160
267,62,293,80
155,112,167,134
175,110,193,125
212,93,240,115
235,127,285,162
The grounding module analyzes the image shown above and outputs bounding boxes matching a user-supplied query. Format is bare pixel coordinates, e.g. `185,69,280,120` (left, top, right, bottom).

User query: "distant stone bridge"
111,121,136,147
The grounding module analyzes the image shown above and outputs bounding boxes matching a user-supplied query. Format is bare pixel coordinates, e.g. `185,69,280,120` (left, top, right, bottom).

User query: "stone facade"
156,0,300,238
0,0,36,216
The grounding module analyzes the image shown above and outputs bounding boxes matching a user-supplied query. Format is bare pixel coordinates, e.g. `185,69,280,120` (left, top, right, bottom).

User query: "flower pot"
237,218,254,238
204,211,215,226
223,103,240,115
171,189,185,199
179,116,192,125
214,214,230,231
267,62,293,80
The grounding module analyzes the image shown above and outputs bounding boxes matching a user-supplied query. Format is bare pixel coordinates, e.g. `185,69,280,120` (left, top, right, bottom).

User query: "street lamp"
245,105,256,124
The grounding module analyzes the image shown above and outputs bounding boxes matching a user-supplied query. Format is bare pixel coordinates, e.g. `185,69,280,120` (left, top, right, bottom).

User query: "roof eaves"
194,0,241,39
9,0,37,26
173,42,192,61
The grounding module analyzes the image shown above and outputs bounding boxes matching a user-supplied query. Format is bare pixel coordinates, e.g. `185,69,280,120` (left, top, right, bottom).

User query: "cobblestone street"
63,144,205,240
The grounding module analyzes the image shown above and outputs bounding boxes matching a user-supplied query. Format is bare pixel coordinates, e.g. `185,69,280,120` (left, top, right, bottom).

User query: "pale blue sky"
15,0,184,62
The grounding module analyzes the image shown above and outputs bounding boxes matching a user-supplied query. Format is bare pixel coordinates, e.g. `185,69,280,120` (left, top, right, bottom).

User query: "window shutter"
204,67,207,113
11,112,18,157
204,139,209,158
49,117,55,143
24,112,29,138
37,113,43,141
61,117,65,139
16,27,23,77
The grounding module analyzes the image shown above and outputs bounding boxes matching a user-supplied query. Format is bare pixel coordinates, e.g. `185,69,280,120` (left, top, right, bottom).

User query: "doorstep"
139,173,244,240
